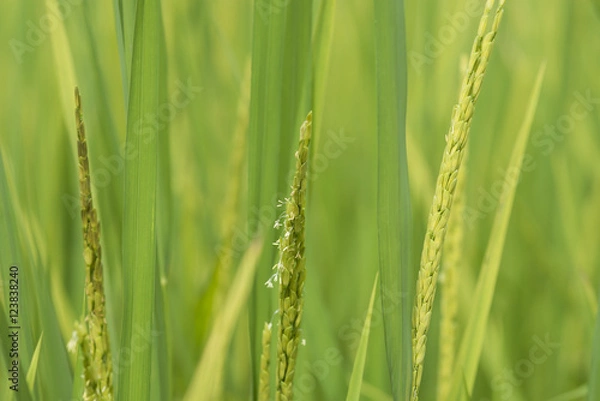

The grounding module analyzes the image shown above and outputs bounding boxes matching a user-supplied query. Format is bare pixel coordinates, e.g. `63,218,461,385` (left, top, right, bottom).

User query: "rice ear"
410,1,506,399
74,87,114,401
275,111,312,401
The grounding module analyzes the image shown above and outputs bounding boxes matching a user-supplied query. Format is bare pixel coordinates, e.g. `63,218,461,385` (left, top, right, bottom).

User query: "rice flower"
275,111,312,401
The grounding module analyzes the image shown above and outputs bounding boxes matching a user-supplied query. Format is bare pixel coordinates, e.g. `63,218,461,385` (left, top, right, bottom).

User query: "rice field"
0,0,599,400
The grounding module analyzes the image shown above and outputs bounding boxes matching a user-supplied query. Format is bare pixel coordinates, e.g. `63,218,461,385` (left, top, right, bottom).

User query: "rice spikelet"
274,111,312,401
75,87,114,401
410,1,506,400
436,148,468,400
259,322,272,401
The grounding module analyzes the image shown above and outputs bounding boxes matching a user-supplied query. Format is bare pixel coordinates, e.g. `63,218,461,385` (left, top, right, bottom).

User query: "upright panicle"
273,111,312,401
74,87,114,401
410,1,506,400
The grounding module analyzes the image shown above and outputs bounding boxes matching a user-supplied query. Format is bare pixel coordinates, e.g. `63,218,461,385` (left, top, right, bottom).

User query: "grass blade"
589,0,600,19
548,385,588,401
183,236,264,401
311,0,336,155
112,0,138,102
346,273,379,401
373,0,412,399
25,333,43,391
0,154,35,401
247,3,287,390
448,63,546,399
116,0,161,399
153,9,171,401
45,0,77,144
589,292,600,401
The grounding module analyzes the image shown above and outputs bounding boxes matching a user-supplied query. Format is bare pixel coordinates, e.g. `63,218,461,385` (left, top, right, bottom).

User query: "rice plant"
1,0,599,400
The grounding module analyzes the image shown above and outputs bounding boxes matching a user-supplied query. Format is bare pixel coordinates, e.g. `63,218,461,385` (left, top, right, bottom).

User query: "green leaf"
183,236,264,401
448,63,547,399
26,333,43,391
311,0,337,154
590,291,600,401
247,3,287,390
0,151,72,401
44,0,78,146
346,273,379,401
589,0,600,20
112,0,138,102
0,153,35,401
116,0,161,399
546,385,588,401
373,0,412,399
153,9,171,401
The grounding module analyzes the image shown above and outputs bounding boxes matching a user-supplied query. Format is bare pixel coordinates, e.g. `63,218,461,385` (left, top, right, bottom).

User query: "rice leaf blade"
547,385,588,401
346,273,379,401
183,237,265,401
247,5,286,390
448,63,546,398
112,0,138,102
44,0,78,145
0,154,35,401
25,333,43,391
373,0,412,399
589,296,600,400
153,9,171,401
116,0,161,399
312,0,336,129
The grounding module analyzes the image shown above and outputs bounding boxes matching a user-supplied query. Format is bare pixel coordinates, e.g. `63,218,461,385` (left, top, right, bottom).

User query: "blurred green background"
0,0,599,400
